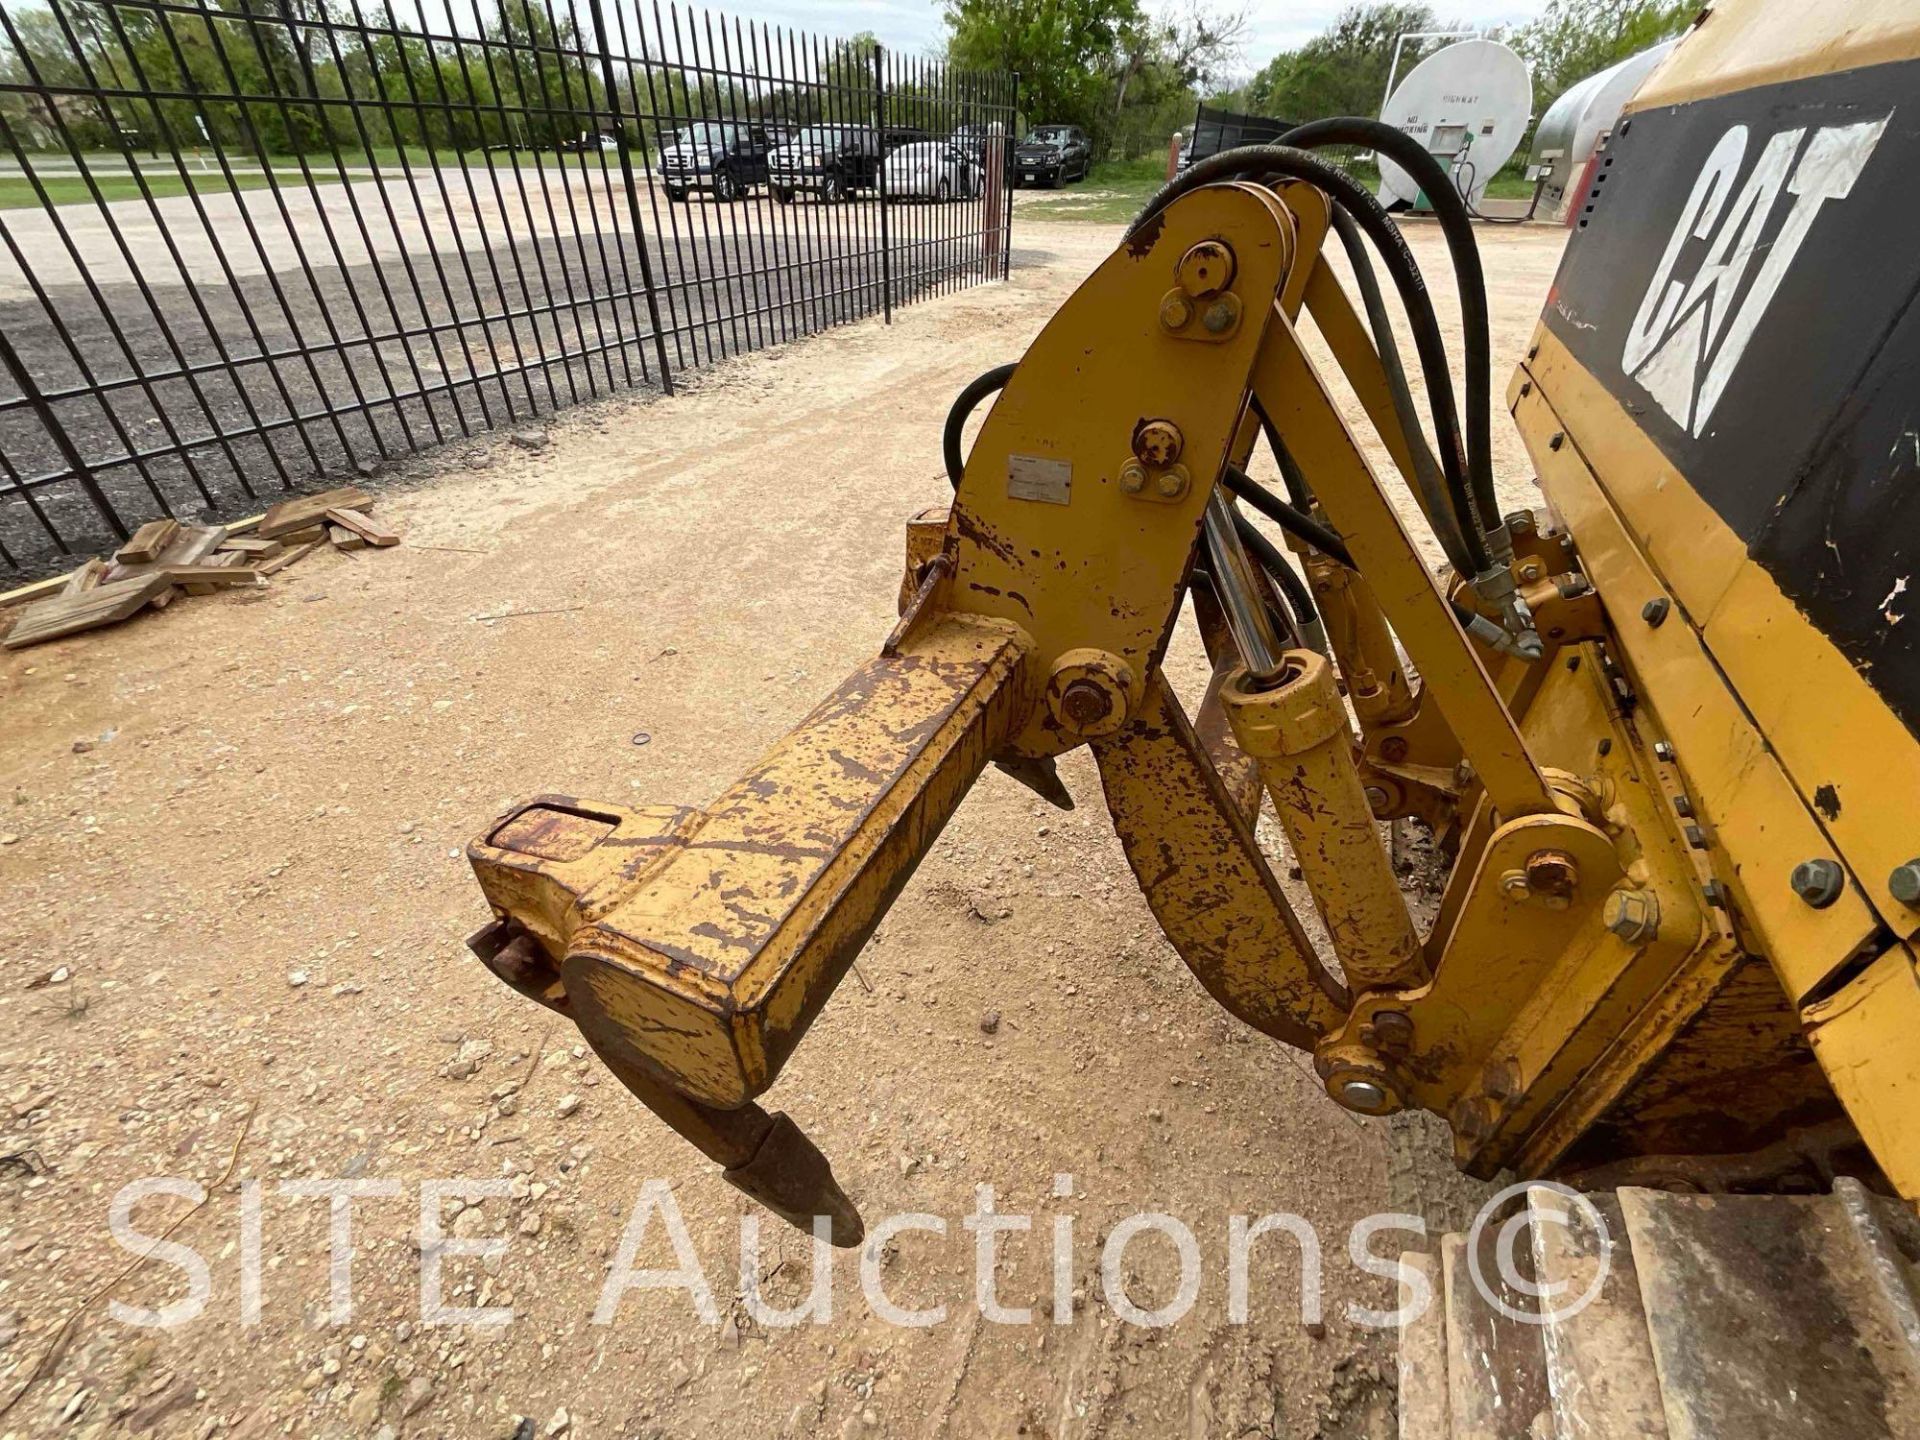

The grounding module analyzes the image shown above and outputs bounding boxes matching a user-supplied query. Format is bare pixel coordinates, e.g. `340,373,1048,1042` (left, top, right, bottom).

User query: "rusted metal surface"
1621,1188,1920,1438
1093,674,1348,1049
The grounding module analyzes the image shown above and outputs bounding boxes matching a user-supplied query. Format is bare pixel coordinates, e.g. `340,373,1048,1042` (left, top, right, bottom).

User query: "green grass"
1014,154,1538,224
0,146,623,210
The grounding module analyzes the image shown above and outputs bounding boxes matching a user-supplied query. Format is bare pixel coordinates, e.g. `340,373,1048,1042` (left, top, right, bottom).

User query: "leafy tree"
943,0,1148,143
1509,0,1695,113
1229,3,1446,123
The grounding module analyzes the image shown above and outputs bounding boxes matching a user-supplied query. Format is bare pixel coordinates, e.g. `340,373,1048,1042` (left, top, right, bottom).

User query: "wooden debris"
2,573,173,649
259,486,374,540
115,518,180,564
327,524,366,553
0,573,70,609
166,560,261,596
323,507,399,548
217,535,283,560
106,523,223,584
257,540,322,576
279,524,326,546
61,558,110,596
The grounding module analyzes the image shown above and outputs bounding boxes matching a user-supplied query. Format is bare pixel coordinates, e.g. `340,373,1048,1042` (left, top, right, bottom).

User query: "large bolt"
1338,1078,1388,1111
1891,859,1920,908
1175,239,1236,298
1642,597,1670,627
1059,679,1114,730
1154,467,1189,500
1158,293,1193,330
1369,1010,1414,1051
1790,857,1846,909
1118,460,1148,494
1603,886,1661,944
1525,849,1579,901
1364,785,1391,816
1133,419,1184,467
1201,297,1239,334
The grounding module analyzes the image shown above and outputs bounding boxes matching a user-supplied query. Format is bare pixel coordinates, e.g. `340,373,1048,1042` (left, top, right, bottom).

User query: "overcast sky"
728,1,1558,80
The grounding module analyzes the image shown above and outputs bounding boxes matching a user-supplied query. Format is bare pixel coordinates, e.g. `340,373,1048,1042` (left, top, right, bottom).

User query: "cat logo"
1621,116,1890,436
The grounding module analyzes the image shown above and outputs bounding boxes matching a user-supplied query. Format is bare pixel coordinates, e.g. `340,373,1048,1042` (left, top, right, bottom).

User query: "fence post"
1004,72,1019,281
587,0,677,397
0,327,128,544
873,43,892,324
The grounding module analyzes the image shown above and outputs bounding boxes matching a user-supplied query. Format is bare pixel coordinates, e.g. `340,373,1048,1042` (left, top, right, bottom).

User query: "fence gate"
0,0,1017,577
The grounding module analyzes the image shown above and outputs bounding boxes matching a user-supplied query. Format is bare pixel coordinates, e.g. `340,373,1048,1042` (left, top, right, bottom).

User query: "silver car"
880,141,982,201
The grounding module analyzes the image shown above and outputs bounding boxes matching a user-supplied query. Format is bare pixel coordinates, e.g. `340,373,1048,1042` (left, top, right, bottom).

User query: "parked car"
659,122,776,202
560,129,622,154
1014,125,1091,187
768,124,929,203
950,122,1014,177
881,141,982,201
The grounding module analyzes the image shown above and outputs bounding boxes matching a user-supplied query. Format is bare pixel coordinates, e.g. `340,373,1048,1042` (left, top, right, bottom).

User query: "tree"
1509,0,1693,113
943,0,1243,157
1227,3,1448,123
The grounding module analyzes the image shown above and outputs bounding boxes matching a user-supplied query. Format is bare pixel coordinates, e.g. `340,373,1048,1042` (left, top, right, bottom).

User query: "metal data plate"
1006,454,1071,505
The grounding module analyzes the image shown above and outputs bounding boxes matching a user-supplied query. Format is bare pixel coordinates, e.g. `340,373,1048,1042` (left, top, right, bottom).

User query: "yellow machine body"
463,0,1920,1235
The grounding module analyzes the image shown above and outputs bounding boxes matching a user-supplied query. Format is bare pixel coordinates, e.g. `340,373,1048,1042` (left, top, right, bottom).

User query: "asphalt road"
0,166,1010,577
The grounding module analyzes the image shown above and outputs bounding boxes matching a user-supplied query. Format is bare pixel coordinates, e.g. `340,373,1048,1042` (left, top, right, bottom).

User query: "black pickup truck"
1013,125,1091,187
768,123,929,203
659,122,779,202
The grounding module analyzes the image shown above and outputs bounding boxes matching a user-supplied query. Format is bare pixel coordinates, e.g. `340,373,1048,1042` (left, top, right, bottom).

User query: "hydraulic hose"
1127,145,1489,575
1277,118,1501,546
943,361,1018,488
1232,512,1318,630
1324,204,1476,578
1223,466,1354,571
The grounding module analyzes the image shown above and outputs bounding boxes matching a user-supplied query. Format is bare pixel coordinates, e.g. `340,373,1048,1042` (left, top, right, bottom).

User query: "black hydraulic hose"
1278,118,1501,548
943,361,1017,488
1127,145,1489,575
1324,204,1477,578
1231,515,1317,629
1223,465,1354,571
1253,398,1315,510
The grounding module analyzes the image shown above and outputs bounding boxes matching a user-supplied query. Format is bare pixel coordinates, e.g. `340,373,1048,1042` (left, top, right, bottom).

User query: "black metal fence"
0,0,1016,576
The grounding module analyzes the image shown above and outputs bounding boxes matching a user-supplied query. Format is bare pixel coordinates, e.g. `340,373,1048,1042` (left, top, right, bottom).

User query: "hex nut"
1175,239,1236,298
1790,857,1846,909
1118,460,1148,494
1158,293,1193,330
1154,466,1189,500
1603,887,1661,944
1642,597,1671,627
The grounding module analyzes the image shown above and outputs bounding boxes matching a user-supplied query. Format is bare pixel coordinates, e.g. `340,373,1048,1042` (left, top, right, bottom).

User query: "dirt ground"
0,214,1570,1440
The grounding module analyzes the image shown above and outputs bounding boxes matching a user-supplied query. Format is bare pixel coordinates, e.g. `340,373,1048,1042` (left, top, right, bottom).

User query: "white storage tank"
1377,39,1533,210
1527,39,1679,224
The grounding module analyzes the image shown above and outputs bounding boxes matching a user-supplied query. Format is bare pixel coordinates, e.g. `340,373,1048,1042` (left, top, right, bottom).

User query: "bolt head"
1890,860,1920,908
1603,887,1660,944
1158,293,1193,330
1118,461,1147,494
1525,848,1579,898
1379,736,1409,763
1790,857,1846,909
1201,299,1237,334
1154,468,1187,499
1363,785,1391,816
1518,561,1544,584
1338,1078,1387,1111
1499,868,1531,901
1642,597,1671,627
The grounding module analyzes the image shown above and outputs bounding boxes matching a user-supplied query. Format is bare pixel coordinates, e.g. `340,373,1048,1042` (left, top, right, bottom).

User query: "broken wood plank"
0,573,70,609
61,558,110,596
2,573,173,649
115,518,180,564
256,540,321,576
106,523,223,584
279,524,325,546
217,535,283,559
259,486,374,539
323,507,398,547
327,524,366,553
163,562,263,596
